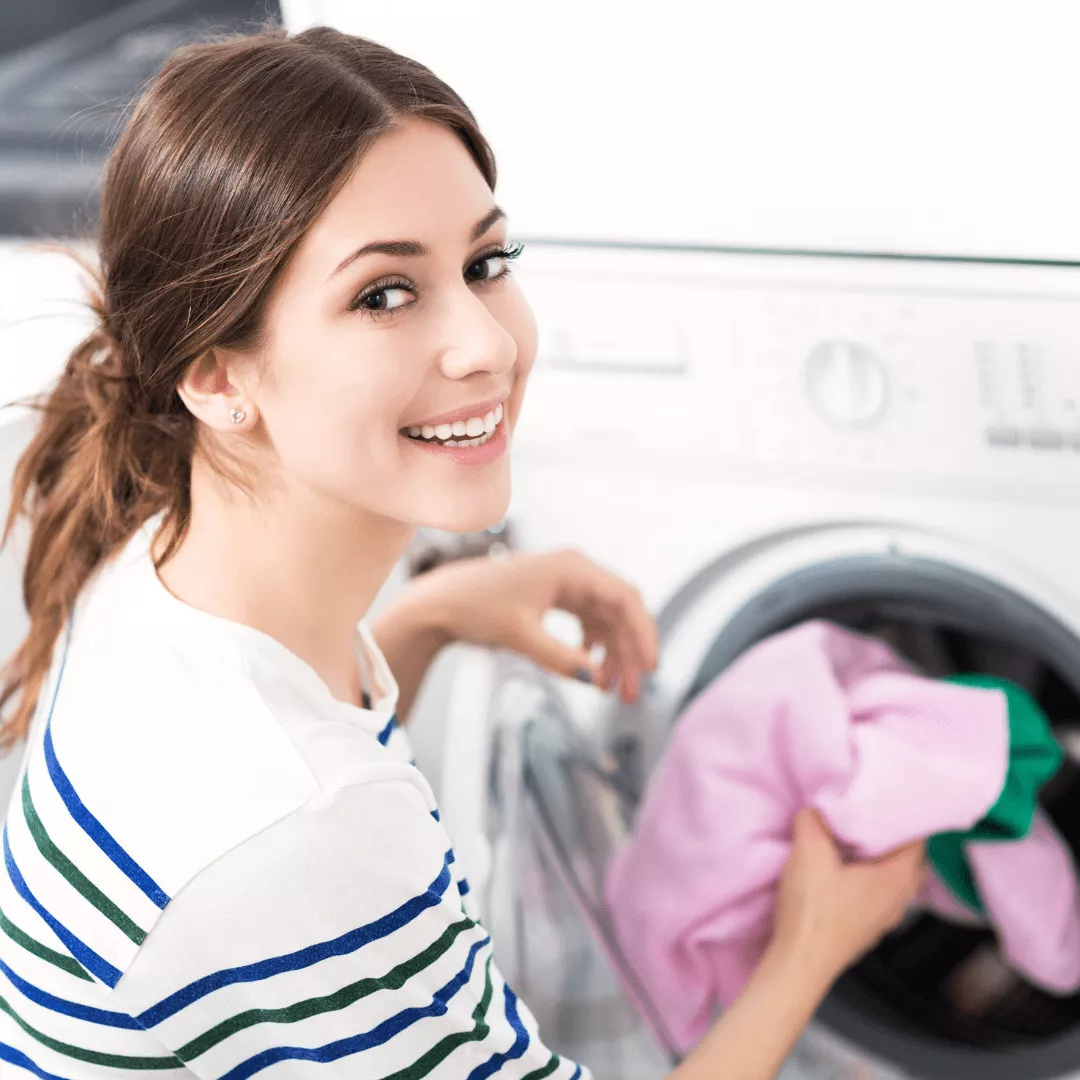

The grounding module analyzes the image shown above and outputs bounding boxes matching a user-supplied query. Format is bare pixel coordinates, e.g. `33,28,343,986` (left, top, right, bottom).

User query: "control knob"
804,339,890,428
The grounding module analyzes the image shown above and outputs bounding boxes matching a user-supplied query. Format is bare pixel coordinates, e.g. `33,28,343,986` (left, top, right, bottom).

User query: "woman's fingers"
874,839,928,896
790,808,842,868
513,615,595,683
600,575,657,675
563,562,657,702
529,548,659,701
554,552,654,646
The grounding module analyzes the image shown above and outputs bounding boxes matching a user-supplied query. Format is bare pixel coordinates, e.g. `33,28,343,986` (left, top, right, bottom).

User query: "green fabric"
926,674,1062,913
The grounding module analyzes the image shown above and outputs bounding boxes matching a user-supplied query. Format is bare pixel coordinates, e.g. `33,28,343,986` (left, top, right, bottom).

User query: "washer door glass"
600,544,1080,1080
481,672,674,1080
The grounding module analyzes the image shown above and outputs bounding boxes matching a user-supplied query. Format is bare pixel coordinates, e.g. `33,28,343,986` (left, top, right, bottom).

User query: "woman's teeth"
406,403,504,447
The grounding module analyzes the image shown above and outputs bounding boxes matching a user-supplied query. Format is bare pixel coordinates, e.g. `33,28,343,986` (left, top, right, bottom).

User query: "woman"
0,24,924,1080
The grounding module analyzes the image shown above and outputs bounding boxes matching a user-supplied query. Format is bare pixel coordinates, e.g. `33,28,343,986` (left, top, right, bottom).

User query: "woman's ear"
176,348,259,432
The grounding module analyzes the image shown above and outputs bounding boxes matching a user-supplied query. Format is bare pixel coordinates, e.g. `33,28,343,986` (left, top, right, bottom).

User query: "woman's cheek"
507,288,538,422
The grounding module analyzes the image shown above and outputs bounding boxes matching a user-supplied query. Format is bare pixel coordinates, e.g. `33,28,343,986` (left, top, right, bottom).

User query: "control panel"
511,244,1080,492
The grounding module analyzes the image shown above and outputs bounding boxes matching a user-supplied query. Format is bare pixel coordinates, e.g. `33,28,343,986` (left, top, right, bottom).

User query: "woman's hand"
395,548,658,705
672,811,926,1080
673,810,924,1080
770,809,927,983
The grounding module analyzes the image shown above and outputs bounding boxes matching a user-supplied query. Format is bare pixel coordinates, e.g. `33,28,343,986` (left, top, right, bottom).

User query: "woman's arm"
371,548,658,722
672,938,835,1080
672,810,925,1080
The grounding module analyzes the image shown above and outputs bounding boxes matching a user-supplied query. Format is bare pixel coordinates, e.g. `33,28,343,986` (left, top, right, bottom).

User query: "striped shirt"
0,515,589,1079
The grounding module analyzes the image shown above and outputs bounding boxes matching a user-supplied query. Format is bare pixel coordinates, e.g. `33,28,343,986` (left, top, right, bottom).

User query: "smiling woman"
0,19,922,1080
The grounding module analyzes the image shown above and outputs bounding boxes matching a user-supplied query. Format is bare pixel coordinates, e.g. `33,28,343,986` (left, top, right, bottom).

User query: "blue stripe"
376,716,396,747
220,935,491,1080
430,808,440,821
466,982,530,1080
458,877,471,897
137,849,455,1027
570,1067,582,1080
39,619,168,910
2,828,121,988
0,1041,72,1080
43,724,169,910
0,954,141,1028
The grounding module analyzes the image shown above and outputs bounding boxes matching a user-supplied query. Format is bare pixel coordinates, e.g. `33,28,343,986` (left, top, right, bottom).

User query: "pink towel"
604,620,1080,1052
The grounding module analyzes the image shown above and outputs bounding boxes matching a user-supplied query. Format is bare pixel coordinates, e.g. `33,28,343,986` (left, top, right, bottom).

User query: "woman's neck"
155,460,414,706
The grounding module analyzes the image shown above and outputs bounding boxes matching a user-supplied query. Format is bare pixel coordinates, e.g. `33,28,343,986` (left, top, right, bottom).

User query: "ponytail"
0,245,195,747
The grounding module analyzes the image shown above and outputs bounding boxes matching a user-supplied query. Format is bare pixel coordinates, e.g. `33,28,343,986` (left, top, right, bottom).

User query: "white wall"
0,239,94,408
282,0,1080,261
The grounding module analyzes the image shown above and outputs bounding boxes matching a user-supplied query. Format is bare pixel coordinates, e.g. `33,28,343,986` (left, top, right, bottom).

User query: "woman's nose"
437,289,517,381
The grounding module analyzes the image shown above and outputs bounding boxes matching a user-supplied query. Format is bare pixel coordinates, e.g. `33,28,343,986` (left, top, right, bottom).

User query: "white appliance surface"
283,1,1080,262
403,242,1080,1080
413,242,1080,776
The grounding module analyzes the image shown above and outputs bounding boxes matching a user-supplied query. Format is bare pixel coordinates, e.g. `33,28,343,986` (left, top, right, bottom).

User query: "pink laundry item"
603,620,1080,1054
936,811,1080,991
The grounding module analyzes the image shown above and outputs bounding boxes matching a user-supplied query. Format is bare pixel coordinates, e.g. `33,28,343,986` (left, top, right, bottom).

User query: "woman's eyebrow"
328,206,506,280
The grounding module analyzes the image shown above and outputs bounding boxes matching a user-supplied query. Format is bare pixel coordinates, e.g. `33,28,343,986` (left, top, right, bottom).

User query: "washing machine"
409,240,1080,1080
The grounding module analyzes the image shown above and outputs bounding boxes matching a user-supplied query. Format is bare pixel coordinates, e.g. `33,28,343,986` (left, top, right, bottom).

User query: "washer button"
1028,429,1064,450
985,427,1021,447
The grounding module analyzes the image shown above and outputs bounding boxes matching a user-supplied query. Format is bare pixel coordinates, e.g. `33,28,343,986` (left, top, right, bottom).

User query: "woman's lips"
402,402,504,445
402,419,508,465
401,397,506,435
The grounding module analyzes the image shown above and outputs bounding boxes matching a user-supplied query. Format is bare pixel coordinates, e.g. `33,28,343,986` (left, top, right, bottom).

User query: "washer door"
593,522,1080,1080
477,660,675,1080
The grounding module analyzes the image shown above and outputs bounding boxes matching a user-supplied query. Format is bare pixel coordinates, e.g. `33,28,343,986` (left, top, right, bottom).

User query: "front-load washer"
409,242,1080,1079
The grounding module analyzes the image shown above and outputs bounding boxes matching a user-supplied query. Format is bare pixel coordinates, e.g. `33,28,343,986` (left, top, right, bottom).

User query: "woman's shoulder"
1,544,438,978
33,587,430,886
46,516,425,838
3,613,437,993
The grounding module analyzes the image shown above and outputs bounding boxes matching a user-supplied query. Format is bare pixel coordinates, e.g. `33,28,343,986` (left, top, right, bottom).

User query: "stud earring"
230,408,246,425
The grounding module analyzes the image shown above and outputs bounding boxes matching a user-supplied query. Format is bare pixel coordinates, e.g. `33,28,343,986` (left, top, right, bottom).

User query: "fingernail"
573,668,594,684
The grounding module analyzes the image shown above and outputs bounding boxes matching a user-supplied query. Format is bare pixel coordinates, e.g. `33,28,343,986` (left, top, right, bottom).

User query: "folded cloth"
604,620,1080,1053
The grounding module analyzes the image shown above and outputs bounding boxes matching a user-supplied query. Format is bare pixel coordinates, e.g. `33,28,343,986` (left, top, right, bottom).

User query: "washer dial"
805,339,891,428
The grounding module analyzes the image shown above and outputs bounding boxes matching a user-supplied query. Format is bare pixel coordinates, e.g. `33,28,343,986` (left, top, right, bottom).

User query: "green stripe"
0,988,181,1069
522,1053,561,1080
378,951,496,1080
0,900,91,981
178,916,478,1061
21,774,146,945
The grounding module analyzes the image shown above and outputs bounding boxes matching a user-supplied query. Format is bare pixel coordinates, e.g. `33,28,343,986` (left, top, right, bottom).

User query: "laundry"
603,620,1080,1054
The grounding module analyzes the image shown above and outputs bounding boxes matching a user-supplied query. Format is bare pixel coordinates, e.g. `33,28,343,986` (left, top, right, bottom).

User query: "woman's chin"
419,490,511,536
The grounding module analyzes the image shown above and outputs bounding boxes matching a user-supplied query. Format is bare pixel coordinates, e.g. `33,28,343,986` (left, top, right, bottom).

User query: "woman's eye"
465,253,508,283
358,286,411,313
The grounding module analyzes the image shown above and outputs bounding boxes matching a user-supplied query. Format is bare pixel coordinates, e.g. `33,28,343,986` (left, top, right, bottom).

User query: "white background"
284,1,1080,259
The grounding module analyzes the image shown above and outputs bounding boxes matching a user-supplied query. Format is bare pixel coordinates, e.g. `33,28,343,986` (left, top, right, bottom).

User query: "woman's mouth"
402,402,504,449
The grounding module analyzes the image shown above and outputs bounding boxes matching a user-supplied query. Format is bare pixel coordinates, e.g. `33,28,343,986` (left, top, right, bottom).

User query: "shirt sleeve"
107,775,590,1080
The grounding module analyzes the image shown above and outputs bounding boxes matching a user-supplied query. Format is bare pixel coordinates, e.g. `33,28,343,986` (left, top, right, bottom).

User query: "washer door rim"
623,522,1080,769
599,521,1080,1080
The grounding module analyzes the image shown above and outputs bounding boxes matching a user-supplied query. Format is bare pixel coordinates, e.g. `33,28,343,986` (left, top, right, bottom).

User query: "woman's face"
242,118,535,534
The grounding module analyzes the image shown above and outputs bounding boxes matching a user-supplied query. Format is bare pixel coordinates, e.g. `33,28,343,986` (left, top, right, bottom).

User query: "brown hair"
0,22,496,747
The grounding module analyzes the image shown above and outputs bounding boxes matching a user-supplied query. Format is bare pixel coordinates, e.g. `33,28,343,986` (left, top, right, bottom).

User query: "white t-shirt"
0,515,589,1079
